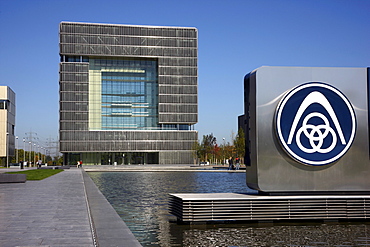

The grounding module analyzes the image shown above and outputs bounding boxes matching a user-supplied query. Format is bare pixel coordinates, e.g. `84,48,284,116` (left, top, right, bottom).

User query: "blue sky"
0,0,369,147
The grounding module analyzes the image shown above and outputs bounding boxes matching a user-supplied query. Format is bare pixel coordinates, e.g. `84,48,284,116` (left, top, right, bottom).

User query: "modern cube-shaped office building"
59,22,198,165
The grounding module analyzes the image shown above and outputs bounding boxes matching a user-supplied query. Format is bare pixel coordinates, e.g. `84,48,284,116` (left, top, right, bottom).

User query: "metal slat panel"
169,193,370,222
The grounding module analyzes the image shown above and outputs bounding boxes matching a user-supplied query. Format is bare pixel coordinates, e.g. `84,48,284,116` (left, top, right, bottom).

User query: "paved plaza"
0,168,141,247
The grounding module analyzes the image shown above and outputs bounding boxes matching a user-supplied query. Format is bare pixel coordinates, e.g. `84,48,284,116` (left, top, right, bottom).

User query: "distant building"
0,86,15,166
59,22,198,165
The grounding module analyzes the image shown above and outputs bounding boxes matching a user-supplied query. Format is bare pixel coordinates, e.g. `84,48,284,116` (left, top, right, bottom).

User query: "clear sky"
0,0,369,148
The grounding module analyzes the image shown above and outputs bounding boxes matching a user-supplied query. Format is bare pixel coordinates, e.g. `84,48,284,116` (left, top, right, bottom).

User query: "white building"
0,86,15,166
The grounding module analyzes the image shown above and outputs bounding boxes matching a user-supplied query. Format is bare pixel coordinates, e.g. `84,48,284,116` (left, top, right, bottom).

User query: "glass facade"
88,58,158,130
0,100,10,110
59,22,198,165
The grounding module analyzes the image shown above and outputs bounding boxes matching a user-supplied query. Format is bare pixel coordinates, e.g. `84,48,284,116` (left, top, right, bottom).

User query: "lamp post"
41,147,44,163
37,145,40,165
33,143,36,165
6,133,9,168
29,141,31,165
15,136,18,164
222,138,225,165
23,138,25,166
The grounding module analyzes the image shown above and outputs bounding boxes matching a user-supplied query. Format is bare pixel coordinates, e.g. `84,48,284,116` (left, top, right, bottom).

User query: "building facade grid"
59,22,198,165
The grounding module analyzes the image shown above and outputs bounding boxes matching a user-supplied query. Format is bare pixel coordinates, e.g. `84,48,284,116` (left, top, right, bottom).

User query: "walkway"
0,168,141,247
83,164,245,172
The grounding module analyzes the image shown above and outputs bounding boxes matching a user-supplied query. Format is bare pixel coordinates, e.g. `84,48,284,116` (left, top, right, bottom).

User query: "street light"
29,141,31,165
15,136,18,164
41,147,44,163
6,133,9,168
33,143,36,165
23,138,25,163
222,138,225,165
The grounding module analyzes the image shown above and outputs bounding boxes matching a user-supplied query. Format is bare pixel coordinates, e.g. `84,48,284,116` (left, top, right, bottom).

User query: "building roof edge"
60,21,197,30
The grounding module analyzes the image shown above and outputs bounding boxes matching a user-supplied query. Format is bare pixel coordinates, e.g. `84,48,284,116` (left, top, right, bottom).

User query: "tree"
53,155,63,166
234,128,246,164
192,141,202,164
11,149,25,163
223,142,235,160
45,155,53,163
201,133,217,162
213,144,221,164
192,134,217,163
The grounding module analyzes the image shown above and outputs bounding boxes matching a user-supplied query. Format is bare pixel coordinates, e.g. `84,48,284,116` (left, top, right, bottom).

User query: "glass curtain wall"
79,152,159,165
89,58,158,130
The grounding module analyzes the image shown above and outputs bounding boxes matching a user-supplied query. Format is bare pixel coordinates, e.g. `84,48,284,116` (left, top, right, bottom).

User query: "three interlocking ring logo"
275,82,356,166
296,112,337,154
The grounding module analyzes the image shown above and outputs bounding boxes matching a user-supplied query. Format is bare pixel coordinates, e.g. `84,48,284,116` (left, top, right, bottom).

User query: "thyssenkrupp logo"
275,82,356,166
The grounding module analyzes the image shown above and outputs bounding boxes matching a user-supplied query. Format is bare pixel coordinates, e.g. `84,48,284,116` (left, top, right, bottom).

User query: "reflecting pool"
89,172,370,246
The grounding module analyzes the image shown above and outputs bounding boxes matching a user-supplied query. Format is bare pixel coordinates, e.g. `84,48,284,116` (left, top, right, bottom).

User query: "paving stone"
0,169,93,246
0,168,142,246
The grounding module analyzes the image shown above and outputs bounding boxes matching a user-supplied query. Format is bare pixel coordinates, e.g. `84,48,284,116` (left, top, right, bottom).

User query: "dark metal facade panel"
158,75,197,85
60,138,197,152
159,151,194,165
60,62,89,133
60,130,198,141
159,113,198,123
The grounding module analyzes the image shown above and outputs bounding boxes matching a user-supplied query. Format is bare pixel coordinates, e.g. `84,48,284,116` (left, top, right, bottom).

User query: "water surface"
89,171,370,246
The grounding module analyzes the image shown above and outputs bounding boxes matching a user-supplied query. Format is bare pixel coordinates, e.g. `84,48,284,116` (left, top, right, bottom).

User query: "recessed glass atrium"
88,58,158,130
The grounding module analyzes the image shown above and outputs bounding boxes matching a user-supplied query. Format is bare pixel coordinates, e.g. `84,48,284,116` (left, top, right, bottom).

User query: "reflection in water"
89,172,370,247
178,223,370,246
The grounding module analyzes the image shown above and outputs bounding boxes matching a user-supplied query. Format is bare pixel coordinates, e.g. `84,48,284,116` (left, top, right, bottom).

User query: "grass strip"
6,169,64,180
